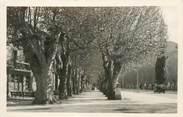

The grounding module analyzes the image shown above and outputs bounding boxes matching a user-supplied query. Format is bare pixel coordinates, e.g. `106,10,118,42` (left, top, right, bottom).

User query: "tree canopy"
7,7,168,102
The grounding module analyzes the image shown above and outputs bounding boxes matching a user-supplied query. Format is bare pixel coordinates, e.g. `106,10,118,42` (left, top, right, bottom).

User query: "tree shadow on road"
113,103,177,113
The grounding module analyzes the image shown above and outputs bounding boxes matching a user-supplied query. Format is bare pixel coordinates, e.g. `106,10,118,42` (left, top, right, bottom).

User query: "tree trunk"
77,70,81,94
67,64,72,97
72,68,76,94
104,59,115,100
58,64,68,99
33,67,48,104
7,74,10,98
101,52,122,100
33,63,56,104
106,61,115,100
22,41,58,104
80,75,84,93
112,60,122,100
55,74,59,91
74,68,80,95
107,80,115,100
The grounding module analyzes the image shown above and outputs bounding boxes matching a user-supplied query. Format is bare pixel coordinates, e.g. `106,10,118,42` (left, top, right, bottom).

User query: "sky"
162,7,178,43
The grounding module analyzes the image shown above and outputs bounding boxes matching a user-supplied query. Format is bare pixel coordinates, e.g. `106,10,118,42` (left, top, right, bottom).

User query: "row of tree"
7,7,168,103
96,7,168,99
7,7,94,104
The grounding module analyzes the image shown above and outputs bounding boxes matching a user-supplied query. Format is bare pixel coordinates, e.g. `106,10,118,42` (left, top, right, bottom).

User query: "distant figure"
167,82,171,90
144,83,147,89
139,83,143,89
92,86,95,90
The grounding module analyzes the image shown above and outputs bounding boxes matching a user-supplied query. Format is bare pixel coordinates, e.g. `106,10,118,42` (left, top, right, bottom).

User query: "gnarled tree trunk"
58,63,68,99
101,52,115,99
33,63,56,104
23,41,57,104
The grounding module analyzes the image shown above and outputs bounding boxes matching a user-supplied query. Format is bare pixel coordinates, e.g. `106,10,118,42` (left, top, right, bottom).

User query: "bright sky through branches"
162,7,178,43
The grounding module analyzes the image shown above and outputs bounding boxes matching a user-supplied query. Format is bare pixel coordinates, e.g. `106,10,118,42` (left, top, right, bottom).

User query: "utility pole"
122,77,125,88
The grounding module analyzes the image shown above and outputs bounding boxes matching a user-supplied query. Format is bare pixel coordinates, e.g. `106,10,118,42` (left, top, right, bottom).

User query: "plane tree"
7,7,95,104
7,7,64,104
94,7,167,99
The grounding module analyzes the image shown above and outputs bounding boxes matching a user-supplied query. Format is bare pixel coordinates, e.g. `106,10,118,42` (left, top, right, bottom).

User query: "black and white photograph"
6,6,178,113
